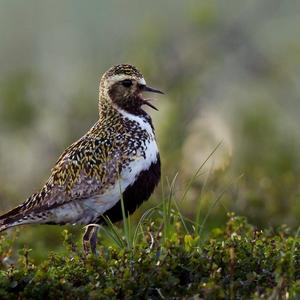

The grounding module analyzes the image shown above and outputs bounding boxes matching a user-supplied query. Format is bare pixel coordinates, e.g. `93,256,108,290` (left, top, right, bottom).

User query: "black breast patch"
98,154,161,224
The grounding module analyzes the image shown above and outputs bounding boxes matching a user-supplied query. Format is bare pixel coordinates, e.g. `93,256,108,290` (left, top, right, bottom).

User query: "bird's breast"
82,110,159,219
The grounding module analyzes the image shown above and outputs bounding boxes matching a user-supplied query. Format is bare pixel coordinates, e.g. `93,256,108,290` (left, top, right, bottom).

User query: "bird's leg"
89,226,99,255
82,224,100,255
83,225,93,255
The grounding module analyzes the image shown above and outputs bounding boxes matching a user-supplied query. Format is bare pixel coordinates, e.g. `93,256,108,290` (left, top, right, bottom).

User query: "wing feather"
0,134,121,225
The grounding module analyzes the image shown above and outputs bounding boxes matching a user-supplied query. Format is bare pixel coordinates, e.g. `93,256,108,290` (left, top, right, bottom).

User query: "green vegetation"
1,209,300,299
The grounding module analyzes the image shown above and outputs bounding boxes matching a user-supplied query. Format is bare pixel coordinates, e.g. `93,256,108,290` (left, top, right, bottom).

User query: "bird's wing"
1,135,121,222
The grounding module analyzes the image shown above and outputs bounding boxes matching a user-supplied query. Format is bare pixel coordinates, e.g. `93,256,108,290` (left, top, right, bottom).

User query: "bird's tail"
0,204,27,232
0,197,70,232
0,222,9,233
0,192,46,232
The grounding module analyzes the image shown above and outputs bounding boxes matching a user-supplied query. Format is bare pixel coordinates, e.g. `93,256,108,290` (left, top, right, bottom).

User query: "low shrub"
0,214,300,299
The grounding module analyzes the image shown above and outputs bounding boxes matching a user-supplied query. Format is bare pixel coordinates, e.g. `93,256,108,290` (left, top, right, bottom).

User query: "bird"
0,64,163,254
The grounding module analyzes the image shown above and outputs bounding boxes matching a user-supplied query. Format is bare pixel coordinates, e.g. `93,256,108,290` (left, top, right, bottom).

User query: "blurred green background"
1,0,300,259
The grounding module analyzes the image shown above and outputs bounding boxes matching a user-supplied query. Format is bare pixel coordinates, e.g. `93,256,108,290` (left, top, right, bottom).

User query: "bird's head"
99,64,163,114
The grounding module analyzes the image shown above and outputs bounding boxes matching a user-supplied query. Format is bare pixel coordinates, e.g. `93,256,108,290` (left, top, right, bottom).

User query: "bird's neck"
98,94,153,126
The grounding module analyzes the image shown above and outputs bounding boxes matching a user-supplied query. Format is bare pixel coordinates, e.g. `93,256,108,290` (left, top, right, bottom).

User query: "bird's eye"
122,79,133,87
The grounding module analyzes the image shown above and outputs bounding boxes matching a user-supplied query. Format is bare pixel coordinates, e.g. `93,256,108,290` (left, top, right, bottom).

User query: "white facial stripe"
138,78,146,85
108,74,147,85
109,74,131,82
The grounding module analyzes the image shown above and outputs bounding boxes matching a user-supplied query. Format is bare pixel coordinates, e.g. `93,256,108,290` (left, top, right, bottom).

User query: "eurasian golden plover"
0,64,163,254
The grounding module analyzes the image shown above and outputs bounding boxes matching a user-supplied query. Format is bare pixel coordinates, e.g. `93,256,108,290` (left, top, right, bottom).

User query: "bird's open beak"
141,85,164,111
143,85,164,94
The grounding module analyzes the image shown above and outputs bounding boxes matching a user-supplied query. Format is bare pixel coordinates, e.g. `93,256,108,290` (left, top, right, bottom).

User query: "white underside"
54,109,159,224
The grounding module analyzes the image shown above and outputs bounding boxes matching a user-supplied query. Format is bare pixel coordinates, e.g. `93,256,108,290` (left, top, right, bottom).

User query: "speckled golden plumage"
0,64,163,254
